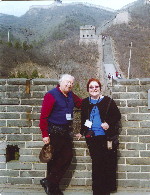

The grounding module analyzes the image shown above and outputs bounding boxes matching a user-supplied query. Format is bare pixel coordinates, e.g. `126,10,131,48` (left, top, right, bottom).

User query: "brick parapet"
111,78,150,189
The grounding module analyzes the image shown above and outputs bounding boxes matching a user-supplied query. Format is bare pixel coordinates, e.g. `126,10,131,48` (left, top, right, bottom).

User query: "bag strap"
105,98,112,120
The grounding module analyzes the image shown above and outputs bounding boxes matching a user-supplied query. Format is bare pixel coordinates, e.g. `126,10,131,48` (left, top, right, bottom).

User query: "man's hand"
43,137,50,144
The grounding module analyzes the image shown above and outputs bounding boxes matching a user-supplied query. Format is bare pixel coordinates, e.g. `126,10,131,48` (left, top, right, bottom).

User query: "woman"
76,78,121,195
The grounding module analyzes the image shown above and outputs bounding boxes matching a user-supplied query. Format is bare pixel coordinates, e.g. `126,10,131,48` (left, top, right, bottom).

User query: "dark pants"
46,133,73,184
86,135,117,195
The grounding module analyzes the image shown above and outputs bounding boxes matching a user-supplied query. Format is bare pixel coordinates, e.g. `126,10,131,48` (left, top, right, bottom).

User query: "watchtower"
79,25,98,44
80,25,97,39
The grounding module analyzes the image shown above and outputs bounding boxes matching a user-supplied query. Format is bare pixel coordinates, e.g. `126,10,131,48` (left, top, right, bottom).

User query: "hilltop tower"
79,25,98,44
144,0,150,4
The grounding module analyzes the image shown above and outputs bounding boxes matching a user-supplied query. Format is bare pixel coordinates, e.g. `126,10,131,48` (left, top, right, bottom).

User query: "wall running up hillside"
0,78,150,189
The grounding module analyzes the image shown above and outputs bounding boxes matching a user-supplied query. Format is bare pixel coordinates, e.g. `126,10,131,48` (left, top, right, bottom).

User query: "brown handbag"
39,144,54,163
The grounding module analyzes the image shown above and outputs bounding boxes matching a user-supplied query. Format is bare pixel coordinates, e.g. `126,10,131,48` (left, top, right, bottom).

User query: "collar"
56,85,70,97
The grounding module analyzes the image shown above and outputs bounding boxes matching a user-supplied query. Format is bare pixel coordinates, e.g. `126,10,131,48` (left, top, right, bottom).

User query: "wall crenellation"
0,78,150,189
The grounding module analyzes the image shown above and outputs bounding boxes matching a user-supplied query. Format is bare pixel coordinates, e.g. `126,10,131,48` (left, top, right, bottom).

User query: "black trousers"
86,135,117,195
46,133,73,184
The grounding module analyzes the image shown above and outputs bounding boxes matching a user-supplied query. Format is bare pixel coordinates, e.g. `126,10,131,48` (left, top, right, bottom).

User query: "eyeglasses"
89,85,100,89
65,81,74,86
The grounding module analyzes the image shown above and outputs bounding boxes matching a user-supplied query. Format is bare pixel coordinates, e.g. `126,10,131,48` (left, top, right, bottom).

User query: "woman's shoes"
54,185,64,195
93,192,110,195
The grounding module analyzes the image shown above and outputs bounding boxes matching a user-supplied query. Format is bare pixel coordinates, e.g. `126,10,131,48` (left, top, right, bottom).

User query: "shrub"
14,41,22,49
31,69,39,78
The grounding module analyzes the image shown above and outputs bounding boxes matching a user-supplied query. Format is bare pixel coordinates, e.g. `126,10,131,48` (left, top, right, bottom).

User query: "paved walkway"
104,63,117,79
0,185,150,195
103,37,118,80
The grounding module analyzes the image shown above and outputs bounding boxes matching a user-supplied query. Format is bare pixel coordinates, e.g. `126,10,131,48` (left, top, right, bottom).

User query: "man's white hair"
59,74,75,84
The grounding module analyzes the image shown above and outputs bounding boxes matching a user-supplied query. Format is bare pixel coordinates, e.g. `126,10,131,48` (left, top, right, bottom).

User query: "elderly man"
39,74,82,195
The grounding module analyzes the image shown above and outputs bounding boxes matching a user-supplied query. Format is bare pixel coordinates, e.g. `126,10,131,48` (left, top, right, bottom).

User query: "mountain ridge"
0,0,149,81
0,3,116,42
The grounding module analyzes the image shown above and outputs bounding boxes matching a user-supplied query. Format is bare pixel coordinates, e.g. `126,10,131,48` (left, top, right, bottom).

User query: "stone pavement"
0,185,150,195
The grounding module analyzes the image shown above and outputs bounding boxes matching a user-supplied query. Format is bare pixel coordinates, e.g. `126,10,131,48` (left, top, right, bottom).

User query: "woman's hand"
76,133,82,140
101,122,109,130
43,137,50,144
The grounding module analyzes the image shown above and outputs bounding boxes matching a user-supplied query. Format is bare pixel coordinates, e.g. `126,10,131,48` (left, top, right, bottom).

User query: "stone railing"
112,78,150,189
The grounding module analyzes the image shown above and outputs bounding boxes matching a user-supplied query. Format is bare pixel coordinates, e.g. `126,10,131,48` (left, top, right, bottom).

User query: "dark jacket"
80,96,121,140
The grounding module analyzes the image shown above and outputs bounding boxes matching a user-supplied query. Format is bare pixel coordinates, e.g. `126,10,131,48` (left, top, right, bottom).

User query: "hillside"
106,0,150,78
0,2,114,92
0,0,149,86
0,4,116,42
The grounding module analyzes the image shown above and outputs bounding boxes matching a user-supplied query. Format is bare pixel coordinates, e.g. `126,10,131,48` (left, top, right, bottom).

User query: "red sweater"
39,86,82,138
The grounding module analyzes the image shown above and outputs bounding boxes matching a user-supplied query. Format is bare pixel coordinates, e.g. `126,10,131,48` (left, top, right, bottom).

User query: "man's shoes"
40,178,64,195
40,178,49,194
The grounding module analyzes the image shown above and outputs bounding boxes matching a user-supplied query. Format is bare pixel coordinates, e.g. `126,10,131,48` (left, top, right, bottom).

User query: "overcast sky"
0,0,137,17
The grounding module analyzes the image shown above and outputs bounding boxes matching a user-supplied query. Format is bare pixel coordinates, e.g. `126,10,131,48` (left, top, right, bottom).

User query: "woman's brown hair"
87,78,102,92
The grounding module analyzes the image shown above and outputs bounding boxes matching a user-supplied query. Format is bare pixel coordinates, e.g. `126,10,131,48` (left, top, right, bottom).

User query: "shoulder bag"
105,98,119,150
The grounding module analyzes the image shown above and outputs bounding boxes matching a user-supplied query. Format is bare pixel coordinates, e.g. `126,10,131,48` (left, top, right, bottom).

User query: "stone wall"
0,78,57,185
0,78,150,189
112,78,150,189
